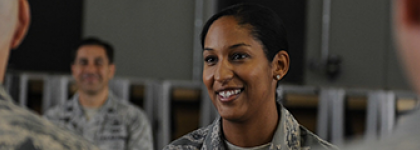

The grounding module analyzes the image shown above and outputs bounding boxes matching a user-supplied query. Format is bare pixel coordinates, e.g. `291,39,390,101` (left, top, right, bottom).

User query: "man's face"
71,45,115,95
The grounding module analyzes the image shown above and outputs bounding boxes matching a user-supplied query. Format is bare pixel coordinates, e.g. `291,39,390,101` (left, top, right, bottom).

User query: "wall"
83,0,411,90
83,0,195,80
304,0,410,90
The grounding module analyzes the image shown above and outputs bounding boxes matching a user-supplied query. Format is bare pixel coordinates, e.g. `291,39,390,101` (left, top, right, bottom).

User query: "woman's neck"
222,101,279,147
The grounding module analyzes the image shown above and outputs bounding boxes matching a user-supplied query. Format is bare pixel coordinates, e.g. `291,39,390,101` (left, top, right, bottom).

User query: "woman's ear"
272,50,289,80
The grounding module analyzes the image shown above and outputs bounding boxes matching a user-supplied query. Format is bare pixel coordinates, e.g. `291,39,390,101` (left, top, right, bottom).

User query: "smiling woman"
163,3,338,150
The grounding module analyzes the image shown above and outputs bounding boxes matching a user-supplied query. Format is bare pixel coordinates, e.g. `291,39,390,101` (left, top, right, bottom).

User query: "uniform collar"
70,91,117,115
203,101,301,150
270,102,301,150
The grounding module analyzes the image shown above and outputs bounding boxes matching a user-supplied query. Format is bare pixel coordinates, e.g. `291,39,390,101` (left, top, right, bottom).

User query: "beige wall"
84,0,411,90
83,0,195,80
304,0,410,90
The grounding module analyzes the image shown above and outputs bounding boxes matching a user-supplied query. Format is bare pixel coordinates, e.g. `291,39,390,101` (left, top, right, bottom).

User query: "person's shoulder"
111,99,151,127
115,99,147,117
0,101,99,150
299,126,339,150
163,126,211,150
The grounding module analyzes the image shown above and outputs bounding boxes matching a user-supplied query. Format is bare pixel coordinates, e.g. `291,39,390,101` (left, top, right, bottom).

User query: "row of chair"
4,73,419,149
277,85,419,145
4,73,218,150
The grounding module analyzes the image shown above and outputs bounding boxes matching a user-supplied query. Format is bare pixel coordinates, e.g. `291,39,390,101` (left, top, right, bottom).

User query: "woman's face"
203,16,285,122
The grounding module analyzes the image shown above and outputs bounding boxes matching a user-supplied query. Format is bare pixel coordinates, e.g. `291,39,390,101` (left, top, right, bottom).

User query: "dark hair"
201,3,288,62
71,37,114,64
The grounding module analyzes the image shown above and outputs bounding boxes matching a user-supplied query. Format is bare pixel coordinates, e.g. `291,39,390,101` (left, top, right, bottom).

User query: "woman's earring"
276,75,281,80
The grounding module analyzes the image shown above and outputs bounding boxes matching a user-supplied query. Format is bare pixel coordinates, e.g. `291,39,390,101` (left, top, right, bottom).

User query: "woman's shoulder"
299,126,340,150
163,126,211,150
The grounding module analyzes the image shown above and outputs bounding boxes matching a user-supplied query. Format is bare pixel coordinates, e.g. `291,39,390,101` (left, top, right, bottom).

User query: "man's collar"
70,91,116,113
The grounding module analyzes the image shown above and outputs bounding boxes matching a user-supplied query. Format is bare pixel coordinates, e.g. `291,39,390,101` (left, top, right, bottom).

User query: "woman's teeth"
219,89,242,98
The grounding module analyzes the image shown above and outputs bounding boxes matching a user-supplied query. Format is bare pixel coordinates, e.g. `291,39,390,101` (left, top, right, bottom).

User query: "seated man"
44,38,153,150
0,0,98,149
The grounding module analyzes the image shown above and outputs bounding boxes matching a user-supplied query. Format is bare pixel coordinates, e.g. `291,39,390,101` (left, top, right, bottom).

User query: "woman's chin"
219,111,246,123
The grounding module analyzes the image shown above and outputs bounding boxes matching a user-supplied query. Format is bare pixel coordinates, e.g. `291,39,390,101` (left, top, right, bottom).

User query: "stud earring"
276,75,281,80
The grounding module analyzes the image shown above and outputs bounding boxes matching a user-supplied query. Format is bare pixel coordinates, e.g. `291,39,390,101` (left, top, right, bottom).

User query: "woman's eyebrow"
229,43,251,49
203,43,250,51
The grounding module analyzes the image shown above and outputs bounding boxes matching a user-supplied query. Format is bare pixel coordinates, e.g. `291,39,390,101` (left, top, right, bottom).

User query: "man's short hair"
71,37,114,64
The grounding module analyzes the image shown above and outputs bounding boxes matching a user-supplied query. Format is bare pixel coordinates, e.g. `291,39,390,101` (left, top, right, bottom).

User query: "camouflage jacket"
0,85,99,150
44,92,153,150
164,102,338,150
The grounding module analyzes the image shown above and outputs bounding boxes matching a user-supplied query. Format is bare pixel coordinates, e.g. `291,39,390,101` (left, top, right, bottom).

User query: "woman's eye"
231,53,248,60
204,56,217,65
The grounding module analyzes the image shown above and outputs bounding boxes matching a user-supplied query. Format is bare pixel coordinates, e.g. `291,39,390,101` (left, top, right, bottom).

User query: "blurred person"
44,38,154,150
390,0,420,139
0,0,99,149
164,4,338,150
343,0,420,149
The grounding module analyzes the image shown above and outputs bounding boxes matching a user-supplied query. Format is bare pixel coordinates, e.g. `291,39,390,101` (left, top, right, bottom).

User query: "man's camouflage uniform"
0,85,99,150
44,92,153,150
164,101,339,150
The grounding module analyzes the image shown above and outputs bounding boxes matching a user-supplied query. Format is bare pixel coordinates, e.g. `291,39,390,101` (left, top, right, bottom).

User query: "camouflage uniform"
0,85,99,150
164,102,338,150
44,92,153,150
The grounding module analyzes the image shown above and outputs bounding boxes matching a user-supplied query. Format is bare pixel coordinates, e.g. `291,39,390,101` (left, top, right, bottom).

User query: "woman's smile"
216,88,244,102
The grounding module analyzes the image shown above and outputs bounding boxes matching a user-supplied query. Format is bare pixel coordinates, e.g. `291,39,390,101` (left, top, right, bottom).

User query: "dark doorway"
8,0,83,73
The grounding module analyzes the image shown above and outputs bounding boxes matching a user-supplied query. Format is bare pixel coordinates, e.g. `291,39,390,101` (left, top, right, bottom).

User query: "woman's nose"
214,60,233,83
